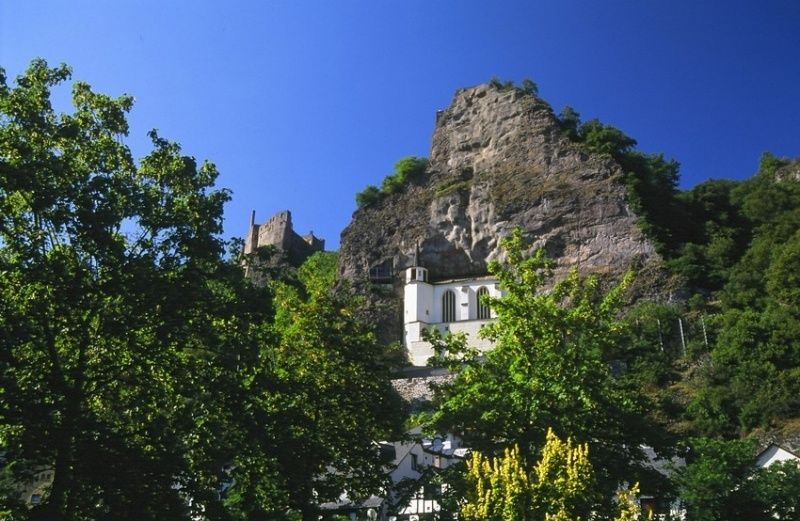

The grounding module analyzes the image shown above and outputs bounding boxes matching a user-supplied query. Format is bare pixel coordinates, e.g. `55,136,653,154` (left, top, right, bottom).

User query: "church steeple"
405,242,429,283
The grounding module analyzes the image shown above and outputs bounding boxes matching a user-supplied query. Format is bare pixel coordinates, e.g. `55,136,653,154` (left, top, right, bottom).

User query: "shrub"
355,156,429,208
521,78,538,95
355,184,381,208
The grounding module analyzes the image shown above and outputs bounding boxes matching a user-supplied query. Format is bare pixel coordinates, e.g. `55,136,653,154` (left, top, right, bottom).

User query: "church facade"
402,262,501,366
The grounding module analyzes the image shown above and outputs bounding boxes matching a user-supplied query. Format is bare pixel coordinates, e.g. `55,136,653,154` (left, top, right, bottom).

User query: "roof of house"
319,495,384,512
756,442,800,464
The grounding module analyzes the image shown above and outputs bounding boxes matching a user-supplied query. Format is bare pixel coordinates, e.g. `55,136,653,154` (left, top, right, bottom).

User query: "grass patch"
434,178,473,197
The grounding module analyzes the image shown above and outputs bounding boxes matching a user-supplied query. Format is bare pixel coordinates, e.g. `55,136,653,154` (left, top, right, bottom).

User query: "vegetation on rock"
355,155,428,208
227,250,403,520
555,104,800,442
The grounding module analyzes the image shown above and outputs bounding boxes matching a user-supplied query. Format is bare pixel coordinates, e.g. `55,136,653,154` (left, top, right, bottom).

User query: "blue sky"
2,1,798,249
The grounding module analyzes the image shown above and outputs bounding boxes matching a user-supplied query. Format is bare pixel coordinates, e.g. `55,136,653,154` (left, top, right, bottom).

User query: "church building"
402,258,501,366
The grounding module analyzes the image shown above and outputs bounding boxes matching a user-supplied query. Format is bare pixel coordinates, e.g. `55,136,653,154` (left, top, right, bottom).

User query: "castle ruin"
244,210,325,272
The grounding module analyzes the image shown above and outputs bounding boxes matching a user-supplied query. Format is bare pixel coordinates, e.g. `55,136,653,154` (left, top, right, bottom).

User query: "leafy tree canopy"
0,59,269,520
678,437,800,521
226,251,404,521
426,229,667,515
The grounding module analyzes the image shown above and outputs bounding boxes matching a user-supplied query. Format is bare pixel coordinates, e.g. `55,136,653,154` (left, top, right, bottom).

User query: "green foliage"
0,59,402,521
488,76,537,94
675,154,800,437
434,178,473,197
677,437,758,520
227,254,403,520
355,156,428,208
750,460,800,519
488,76,505,89
297,250,338,296
556,106,581,141
355,184,380,208
428,229,663,514
614,302,694,440
578,118,637,157
677,437,800,521
555,110,688,255
520,78,539,95
0,59,267,520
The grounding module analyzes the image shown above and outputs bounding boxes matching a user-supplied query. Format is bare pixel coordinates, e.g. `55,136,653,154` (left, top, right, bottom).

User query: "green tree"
0,60,268,520
428,230,663,515
677,437,760,520
556,106,581,141
676,437,800,520
380,156,428,195
226,252,403,521
685,156,800,437
750,460,800,519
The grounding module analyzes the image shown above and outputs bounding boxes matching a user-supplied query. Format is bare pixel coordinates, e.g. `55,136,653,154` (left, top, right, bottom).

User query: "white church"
402,259,502,366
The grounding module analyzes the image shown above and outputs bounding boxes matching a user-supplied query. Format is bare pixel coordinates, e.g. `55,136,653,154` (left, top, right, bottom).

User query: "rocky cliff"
339,83,669,343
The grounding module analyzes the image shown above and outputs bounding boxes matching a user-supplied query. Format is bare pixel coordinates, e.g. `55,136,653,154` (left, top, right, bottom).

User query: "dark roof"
319,495,384,512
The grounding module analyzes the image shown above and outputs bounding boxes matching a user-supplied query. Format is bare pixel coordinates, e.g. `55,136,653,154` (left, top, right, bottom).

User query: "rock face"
339,83,665,343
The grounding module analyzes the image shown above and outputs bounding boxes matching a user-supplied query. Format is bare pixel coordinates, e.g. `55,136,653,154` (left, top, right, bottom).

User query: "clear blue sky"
2,1,798,249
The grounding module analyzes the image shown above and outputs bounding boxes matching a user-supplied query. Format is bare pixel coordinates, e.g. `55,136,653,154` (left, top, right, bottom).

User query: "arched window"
476,287,490,320
442,290,456,323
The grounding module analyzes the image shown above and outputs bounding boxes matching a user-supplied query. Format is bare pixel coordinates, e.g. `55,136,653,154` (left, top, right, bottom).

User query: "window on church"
477,287,490,319
442,290,456,322
410,268,417,281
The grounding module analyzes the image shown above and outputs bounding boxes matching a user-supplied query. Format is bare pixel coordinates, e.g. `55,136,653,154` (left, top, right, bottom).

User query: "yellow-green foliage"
535,429,592,520
460,428,643,521
615,484,645,521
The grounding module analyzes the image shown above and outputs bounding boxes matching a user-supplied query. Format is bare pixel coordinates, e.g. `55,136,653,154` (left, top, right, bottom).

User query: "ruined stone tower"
244,210,325,275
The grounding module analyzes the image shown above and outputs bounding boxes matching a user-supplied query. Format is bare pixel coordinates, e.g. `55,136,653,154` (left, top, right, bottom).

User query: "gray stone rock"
339,82,672,344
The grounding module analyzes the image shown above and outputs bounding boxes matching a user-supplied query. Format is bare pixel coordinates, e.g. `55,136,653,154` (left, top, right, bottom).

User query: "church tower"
403,245,433,352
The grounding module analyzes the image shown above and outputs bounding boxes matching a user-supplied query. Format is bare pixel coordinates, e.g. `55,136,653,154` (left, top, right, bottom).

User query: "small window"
410,268,417,281
442,290,456,322
411,453,419,471
477,287,490,319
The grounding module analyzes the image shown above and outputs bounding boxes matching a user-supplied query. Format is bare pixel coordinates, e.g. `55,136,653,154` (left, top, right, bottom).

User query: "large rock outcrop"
339,83,667,343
